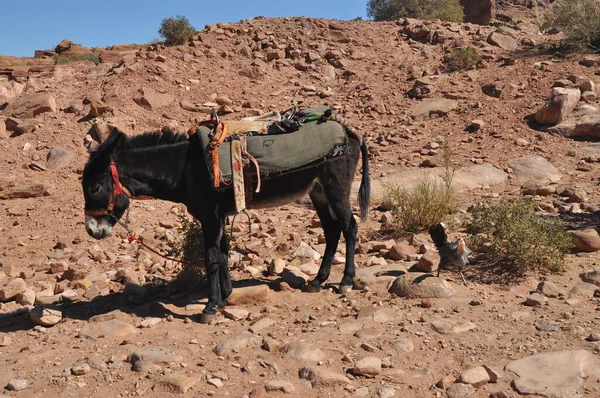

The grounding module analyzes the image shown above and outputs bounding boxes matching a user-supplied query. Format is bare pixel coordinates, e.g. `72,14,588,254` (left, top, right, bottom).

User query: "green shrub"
367,0,464,23
547,0,600,52
382,144,456,233
170,214,205,290
158,15,196,46
54,51,100,65
468,198,572,275
444,47,482,71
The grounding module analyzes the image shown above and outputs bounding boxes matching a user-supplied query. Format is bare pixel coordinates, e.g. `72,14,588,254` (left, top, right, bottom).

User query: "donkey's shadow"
0,277,275,334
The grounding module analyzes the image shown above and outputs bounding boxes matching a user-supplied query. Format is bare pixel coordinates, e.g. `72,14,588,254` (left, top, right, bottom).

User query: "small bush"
383,143,456,233
54,51,100,65
547,0,600,52
170,214,205,290
367,0,464,23
444,47,481,71
468,198,572,275
158,15,196,46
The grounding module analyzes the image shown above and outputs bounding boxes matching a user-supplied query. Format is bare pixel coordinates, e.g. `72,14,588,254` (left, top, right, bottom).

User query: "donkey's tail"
358,138,371,221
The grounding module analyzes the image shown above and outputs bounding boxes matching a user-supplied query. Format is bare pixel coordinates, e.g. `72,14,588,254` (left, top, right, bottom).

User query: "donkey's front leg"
200,218,226,324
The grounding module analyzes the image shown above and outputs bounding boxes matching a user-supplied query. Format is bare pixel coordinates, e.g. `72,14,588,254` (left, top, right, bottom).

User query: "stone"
281,266,310,289
128,347,183,369
446,383,475,398
89,309,131,323
180,101,214,113
46,147,75,171
525,293,546,306
377,387,396,398
71,362,91,376
298,366,350,387
547,105,600,138
505,350,600,398
389,273,456,298
294,242,321,260
269,258,285,276
280,341,325,361
537,281,563,298
223,308,249,321
507,155,561,183
487,31,518,50
6,379,27,391
249,317,275,334
78,319,136,339
568,282,599,299
29,306,62,326
388,242,416,261
0,278,27,301
133,88,174,109
213,331,262,356
207,378,223,388
460,0,492,25
265,380,294,393
416,251,439,273
226,285,270,305
153,374,198,394
391,338,414,353
431,318,477,334
88,100,113,118
0,335,12,346
3,93,56,118
411,98,457,119
0,80,25,107
353,357,381,378
580,269,600,286
570,229,600,252
535,88,581,125
458,366,490,387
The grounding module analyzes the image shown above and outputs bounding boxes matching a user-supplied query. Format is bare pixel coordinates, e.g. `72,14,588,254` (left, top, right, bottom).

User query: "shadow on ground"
0,276,276,334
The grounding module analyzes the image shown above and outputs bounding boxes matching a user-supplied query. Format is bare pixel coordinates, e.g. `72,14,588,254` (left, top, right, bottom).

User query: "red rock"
3,93,56,118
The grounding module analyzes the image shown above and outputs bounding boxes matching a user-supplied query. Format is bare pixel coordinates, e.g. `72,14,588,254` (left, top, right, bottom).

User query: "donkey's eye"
89,184,103,199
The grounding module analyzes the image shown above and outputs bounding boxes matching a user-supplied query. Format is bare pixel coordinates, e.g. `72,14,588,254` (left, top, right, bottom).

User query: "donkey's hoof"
339,285,352,294
200,312,217,325
305,283,322,293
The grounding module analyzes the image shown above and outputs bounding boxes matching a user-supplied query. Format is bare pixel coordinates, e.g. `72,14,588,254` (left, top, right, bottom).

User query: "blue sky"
1,0,368,57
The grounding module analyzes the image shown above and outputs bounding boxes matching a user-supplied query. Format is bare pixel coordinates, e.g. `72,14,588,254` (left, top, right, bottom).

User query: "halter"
84,161,132,217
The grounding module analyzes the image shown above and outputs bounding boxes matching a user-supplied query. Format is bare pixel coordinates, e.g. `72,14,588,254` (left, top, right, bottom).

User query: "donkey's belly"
247,168,319,210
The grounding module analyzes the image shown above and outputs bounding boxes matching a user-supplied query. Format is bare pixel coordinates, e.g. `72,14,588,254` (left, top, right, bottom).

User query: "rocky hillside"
1,15,600,398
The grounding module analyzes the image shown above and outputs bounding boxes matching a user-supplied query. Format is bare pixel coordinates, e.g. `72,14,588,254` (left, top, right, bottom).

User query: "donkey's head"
82,129,131,239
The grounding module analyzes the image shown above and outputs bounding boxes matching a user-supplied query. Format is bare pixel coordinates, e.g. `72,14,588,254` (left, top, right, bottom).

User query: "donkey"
82,125,370,324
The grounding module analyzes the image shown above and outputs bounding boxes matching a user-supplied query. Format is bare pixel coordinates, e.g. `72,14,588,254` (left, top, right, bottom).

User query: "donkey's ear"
101,128,126,155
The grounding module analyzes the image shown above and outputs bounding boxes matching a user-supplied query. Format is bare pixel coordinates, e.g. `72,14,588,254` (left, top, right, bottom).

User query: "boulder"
487,32,518,50
389,272,456,298
570,229,600,252
0,80,24,107
460,0,492,25
546,105,600,138
46,148,75,171
3,93,56,118
505,350,600,398
535,88,581,125
133,88,174,109
411,98,457,120
507,155,561,183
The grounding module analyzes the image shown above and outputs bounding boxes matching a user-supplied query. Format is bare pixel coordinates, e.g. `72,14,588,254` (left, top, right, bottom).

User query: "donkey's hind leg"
307,179,357,292
307,186,342,292
200,215,226,324
219,231,233,300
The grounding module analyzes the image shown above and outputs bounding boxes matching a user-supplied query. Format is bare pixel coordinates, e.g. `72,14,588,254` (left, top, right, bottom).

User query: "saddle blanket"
196,115,348,189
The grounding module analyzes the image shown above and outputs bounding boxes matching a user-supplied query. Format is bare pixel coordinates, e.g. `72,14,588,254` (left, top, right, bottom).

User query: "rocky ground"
2,11,600,398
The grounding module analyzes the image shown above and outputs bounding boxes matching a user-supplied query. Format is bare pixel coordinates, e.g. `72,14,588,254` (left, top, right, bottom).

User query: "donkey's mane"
123,131,189,149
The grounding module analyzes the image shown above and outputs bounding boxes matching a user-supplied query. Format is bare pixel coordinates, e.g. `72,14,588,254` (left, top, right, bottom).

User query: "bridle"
84,161,132,217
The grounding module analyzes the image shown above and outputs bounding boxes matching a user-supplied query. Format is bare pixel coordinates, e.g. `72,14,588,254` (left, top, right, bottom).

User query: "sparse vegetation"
382,143,456,233
367,0,464,22
170,214,205,290
444,47,482,71
547,0,600,52
158,15,197,46
468,198,572,275
53,51,100,65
